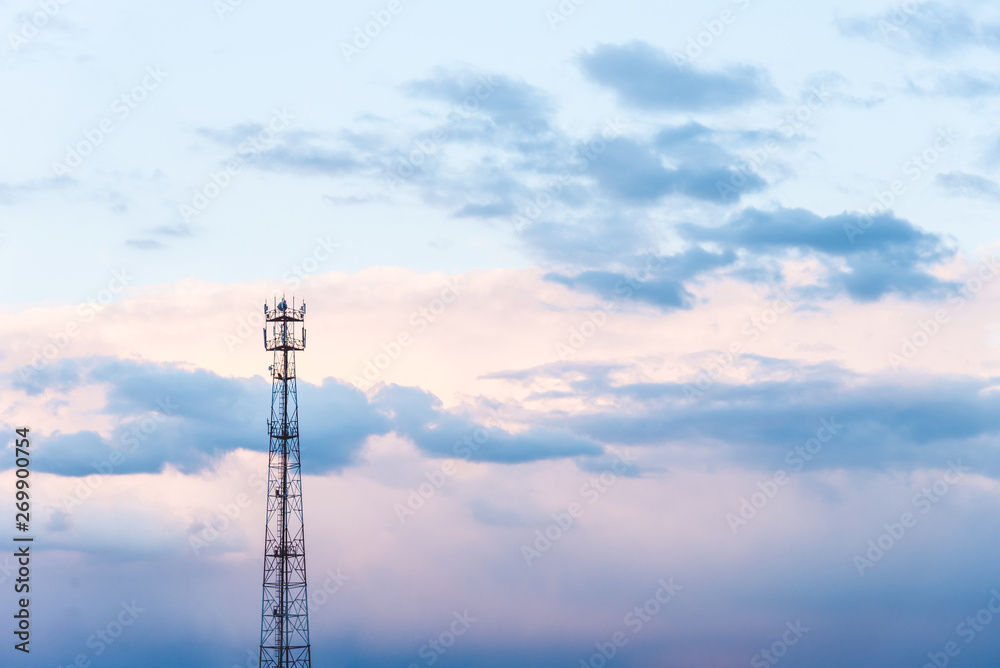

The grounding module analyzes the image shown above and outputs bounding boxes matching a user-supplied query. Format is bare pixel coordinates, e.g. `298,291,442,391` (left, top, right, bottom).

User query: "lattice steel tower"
260,296,311,668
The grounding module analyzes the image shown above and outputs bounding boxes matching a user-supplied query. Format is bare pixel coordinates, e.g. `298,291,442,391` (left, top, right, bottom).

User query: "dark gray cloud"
578,41,776,110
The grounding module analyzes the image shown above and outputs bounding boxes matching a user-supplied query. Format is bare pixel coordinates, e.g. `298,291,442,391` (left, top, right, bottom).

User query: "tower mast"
260,296,311,668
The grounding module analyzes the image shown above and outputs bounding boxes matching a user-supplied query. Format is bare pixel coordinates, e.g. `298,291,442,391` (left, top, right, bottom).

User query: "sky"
4,0,1000,666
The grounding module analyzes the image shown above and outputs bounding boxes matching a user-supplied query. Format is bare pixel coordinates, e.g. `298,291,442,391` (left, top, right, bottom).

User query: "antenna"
259,296,311,668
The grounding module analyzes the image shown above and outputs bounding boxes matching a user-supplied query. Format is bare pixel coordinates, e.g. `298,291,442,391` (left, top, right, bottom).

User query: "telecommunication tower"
259,296,311,668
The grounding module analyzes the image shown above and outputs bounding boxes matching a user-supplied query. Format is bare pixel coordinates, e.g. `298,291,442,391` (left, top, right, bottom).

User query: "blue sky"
5,1,1000,666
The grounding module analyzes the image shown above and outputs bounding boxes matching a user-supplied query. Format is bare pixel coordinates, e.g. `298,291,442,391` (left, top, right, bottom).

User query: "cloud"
195,122,279,147
10,357,612,476
936,171,1000,200
0,176,70,205
125,239,164,250
838,2,998,56
680,206,940,255
453,201,516,218
151,223,193,236
14,357,83,396
909,71,1000,97
198,65,770,286
518,211,653,267
177,67,953,309
199,69,559,219
194,121,362,176
586,137,765,203
503,360,1000,475
16,358,389,476
653,122,761,165
679,207,957,301
533,204,954,309
544,248,736,310
578,41,776,111
254,137,361,175
374,384,604,463
404,68,555,138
